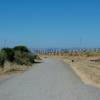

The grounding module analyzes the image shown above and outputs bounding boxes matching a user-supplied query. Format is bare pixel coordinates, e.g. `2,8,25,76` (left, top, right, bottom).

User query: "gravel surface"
0,58,100,100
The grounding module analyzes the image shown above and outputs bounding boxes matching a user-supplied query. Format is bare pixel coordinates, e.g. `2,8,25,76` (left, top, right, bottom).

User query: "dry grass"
0,61,32,75
64,56,100,88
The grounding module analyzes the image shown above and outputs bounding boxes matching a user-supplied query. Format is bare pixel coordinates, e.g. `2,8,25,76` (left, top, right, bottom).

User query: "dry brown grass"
64,56,100,88
0,61,32,75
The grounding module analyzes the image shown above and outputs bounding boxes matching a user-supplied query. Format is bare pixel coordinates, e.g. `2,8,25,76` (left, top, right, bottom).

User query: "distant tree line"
32,48,100,57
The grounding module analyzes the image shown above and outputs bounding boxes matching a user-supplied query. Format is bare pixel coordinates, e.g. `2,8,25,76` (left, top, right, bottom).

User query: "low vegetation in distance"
0,45,41,73
63,50,100,88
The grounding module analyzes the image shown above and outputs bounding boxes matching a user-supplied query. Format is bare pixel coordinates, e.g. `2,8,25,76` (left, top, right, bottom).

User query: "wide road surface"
0,59,100,100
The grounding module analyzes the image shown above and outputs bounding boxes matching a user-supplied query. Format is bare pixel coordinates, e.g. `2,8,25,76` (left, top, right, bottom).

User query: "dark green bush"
14,51,33,65
13,46,30,53
13,46,35,65
1,48,15,62
28,53,35,63
0,46,39,68
0,51,5,68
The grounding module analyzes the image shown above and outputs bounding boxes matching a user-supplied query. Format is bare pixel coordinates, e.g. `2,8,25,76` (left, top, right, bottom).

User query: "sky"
0,0,100,48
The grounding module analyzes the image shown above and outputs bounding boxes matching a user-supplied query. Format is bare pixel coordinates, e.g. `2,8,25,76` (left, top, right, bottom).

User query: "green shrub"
13,46,30,53
14,48,35,65
13,46,35,65
0,46,39,68
14,51,32,65
1,48,15,62
28,53,35,63
0,51,6,68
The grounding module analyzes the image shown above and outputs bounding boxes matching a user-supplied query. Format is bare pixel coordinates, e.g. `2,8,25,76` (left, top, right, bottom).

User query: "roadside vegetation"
0,46,41,73
63,50,100,88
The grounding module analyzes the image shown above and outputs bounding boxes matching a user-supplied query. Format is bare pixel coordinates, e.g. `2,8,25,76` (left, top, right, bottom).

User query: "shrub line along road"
0,58,100,100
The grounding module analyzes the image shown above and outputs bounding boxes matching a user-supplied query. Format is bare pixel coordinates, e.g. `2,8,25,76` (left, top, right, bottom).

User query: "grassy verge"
64,56,100,88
